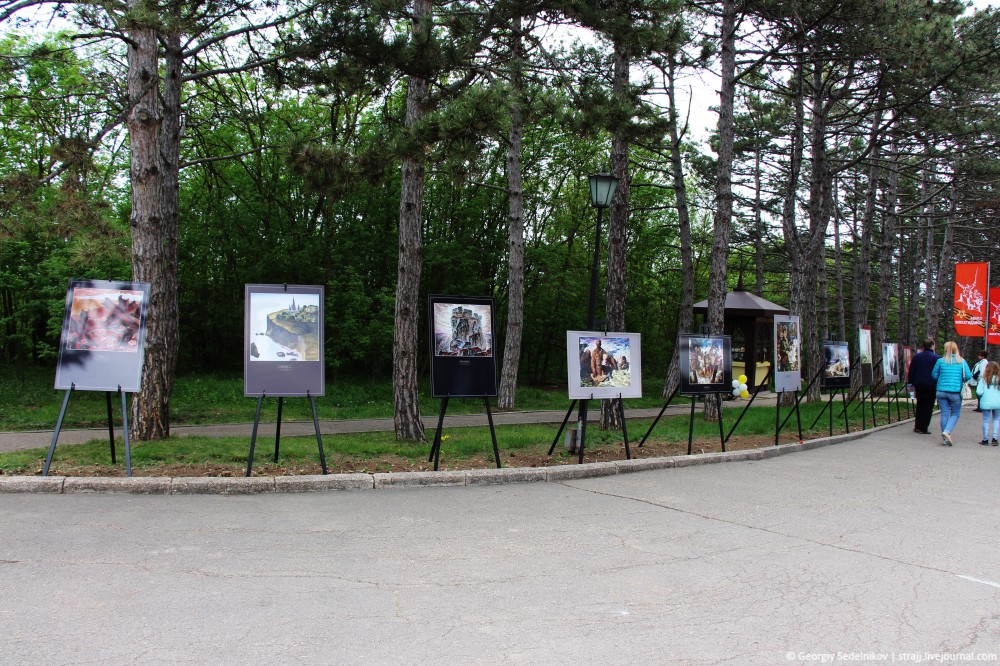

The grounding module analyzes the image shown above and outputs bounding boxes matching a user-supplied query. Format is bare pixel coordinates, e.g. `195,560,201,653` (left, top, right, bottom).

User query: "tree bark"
661,54,695,399
601,44,629,430
753,149,765,297
704,0,738,422
833,182,846,341
922,173,940,339
127,3,177,440
497,16,524,412
780,50,807,405
929,183,956,342
874,155,897,366
392,0,431,442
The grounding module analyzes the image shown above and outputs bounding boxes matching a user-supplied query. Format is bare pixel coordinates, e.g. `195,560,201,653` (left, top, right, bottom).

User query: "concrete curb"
0,418,912,495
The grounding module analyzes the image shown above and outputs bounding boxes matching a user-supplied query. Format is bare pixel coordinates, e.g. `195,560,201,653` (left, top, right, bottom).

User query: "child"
975,361,1000,446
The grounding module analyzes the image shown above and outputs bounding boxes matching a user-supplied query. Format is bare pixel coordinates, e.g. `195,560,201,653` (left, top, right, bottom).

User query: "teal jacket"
931,356,972,393
976,378,1000,411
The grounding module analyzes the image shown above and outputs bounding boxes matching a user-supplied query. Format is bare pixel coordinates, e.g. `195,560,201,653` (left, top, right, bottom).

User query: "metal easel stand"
246,391,327,477
637,385,680,447
548,394,631,463
724,368,774,446
428,395,501,471
681,393,726,455
44,384,132,477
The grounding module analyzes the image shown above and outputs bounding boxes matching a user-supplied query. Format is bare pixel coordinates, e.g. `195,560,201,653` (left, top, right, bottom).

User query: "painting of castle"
432,303,493,357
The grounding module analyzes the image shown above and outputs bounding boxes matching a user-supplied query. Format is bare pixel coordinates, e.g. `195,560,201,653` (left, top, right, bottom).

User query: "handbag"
962,364,973,399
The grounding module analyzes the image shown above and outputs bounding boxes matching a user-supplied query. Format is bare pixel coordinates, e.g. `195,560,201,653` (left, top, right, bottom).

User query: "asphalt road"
2,412,999,665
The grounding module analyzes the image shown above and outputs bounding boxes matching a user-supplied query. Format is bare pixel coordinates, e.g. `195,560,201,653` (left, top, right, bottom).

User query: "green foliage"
0,34,129,365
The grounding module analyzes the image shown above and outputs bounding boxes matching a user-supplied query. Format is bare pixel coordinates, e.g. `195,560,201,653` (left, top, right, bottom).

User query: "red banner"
954,262,989,338
989,287,1000,345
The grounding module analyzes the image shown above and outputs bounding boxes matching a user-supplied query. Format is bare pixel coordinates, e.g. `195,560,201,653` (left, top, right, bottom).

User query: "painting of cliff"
249,293,321,362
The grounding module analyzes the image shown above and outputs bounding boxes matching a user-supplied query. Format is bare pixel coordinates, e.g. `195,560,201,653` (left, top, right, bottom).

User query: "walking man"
909,338,940,435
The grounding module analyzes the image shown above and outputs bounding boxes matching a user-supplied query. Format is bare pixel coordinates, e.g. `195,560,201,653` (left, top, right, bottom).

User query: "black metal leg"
618,398,630,460
484,397,501,469
843,389,850,433
774,391,782,446
429,397,448,465
795,395,803,442
120,388,132,477
246,394,264,477
578,400,588,464
716,393,725,452
860,387,867,430
274,396,284,463
687,397,696,456
829,390,835,438
309,393,327,475
639,387,679,447
43,387,73,477
548,400,578,455
870,386,878,427
106,391,116,464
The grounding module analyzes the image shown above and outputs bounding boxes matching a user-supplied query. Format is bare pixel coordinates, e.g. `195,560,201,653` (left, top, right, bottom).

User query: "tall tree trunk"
601,44,629,430
753,148,765,297
874,156,897,366
661,54,695,399
833,181,846,341
392,0,431,442
802,62,832,403
704,0,738,422
497,16,525,412
922,174,940,338
818,234,829,343
780,50,807,404
929,183,956,341
907,222,921,344
127,4,177,440
851,109,884,354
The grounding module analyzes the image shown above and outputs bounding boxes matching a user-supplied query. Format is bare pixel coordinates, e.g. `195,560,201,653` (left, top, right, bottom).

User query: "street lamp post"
574,171,619,462
586,172,619,328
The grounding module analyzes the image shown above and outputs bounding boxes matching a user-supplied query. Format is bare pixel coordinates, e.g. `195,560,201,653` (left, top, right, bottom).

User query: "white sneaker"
942,432,953,446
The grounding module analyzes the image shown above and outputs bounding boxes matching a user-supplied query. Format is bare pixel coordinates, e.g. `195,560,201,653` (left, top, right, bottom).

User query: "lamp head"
588,172,619,208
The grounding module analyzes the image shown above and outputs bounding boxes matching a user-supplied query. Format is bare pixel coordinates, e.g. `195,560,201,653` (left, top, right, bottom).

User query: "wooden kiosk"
692,285,789,393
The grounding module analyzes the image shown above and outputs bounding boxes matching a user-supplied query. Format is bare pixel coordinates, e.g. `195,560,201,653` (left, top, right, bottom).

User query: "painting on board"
244,285,325,397
55,280,150,392
822,341,851,389
882,342,899,384
678,334,732,395
566,332,642,400
774,315,802,393
428,296,498,397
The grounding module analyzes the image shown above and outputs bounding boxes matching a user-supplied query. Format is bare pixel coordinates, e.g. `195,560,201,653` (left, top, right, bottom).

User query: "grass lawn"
0,366,677,431
0,381,913,476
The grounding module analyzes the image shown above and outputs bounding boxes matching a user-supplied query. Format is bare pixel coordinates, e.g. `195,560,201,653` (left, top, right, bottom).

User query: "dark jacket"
909,349,941,389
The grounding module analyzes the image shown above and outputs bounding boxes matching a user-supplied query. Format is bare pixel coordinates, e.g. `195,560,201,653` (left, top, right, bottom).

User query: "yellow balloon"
740,390,750,399
738,374,748,384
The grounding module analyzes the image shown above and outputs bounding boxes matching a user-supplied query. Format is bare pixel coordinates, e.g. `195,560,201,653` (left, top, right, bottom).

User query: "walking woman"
931,341,973,446
976,361,1000,446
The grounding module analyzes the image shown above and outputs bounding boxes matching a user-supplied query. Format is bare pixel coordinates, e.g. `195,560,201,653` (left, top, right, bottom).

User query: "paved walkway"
1,410,997,664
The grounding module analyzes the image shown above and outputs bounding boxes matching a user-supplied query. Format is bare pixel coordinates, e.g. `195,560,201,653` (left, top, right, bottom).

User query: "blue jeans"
983,409,1000,441
937,391,962,434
